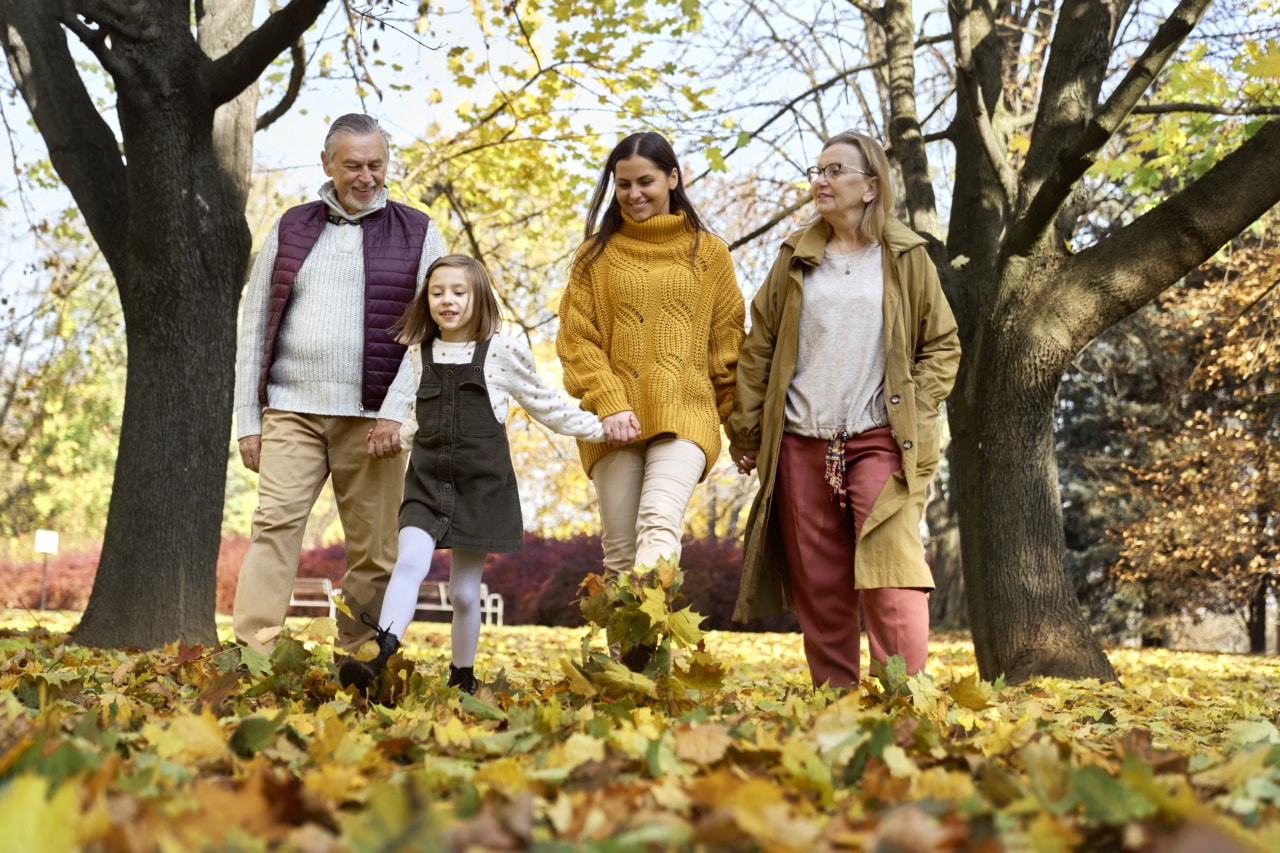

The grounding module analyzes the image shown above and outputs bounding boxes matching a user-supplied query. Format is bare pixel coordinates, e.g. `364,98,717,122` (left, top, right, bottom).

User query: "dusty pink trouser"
775,427,929,688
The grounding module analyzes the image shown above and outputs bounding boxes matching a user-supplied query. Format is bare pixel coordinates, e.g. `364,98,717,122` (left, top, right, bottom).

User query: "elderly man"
233,113,443,655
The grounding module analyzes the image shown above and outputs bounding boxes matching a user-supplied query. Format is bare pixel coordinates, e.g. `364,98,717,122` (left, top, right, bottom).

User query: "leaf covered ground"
2,609,1279,852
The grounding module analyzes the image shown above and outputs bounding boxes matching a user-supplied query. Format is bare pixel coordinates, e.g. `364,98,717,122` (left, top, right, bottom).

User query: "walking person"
727,131,961,688
556,131,745,584
338,255,605,695
233,113,444,656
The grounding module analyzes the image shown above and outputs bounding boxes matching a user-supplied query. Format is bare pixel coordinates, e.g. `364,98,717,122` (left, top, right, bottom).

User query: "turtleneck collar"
618,209,692,244
318,180,389,224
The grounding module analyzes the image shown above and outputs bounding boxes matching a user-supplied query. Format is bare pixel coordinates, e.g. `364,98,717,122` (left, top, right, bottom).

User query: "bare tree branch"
0,1,129,272
205,0,329,107
952,0,1016,206
1009,0,1213,257
1131,101,1280,116
727,195,810,250
256,40,306,131
1053,118,1280,353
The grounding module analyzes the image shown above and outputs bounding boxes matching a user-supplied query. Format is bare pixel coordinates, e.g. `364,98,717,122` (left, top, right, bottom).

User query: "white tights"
377,525,486,667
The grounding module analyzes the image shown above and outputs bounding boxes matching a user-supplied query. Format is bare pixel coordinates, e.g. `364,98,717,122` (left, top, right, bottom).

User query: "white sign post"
35,529,59,611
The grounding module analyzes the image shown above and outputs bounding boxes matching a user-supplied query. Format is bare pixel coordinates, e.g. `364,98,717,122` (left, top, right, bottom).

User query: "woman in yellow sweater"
557,131,745,578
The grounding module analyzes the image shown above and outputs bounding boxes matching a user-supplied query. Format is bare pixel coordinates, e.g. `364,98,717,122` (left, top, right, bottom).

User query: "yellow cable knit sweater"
556,210,745,480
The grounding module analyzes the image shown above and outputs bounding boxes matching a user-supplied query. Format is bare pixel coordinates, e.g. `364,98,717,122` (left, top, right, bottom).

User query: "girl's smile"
427,266,476,342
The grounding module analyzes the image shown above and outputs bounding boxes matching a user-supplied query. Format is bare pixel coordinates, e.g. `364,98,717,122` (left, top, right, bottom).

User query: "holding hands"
603,410,641,445
729,443,757,476
365,418,404,459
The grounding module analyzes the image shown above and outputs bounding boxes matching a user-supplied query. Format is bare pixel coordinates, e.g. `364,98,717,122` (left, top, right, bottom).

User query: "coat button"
446,370,453,377
473,366,481,372
440,516,449,524
443,483,452,491
903,439,913,450
890,394,901,404
444,405,452,414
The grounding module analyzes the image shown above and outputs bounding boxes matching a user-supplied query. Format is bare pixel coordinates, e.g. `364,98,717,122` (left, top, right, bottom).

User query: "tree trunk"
950,316,1118,682
71,7,251,648
0,0,326,648
1248,575,1271,655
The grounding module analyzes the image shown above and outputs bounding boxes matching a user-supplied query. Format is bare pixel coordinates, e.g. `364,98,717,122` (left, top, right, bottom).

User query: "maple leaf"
948,672,997,710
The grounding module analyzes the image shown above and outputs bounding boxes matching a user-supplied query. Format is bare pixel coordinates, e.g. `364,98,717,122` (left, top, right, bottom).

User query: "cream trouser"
590,438,706,574
233,410,405,655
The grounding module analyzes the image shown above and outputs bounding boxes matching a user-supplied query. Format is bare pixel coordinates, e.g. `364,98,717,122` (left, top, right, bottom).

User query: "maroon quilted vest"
257,199,430,413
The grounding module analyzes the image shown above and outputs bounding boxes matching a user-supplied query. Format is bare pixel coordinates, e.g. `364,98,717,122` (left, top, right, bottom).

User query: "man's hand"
729,443,758,475
366,418,404,458
602,410,640,445
239,435,262,473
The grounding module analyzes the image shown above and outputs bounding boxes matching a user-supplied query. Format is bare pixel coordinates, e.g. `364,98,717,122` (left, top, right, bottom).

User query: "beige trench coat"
725,216,961,622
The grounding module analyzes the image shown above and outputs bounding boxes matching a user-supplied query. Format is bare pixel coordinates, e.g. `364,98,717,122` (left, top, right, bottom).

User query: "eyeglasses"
805,163,870,182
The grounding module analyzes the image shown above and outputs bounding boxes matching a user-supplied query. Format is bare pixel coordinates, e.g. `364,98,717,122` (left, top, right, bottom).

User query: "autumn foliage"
2,606,1277,851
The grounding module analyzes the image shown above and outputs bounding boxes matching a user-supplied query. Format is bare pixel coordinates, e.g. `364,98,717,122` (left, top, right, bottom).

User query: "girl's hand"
603,411,640,445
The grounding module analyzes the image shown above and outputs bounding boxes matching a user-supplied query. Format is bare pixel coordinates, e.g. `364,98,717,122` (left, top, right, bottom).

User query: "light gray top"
784,242,890,438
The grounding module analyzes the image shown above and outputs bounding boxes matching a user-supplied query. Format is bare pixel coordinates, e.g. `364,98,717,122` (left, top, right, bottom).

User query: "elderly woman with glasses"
726,131,961,688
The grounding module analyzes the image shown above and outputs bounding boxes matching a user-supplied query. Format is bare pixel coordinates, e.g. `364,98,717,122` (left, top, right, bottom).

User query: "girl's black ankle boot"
447,664,479,694
338,613,400,694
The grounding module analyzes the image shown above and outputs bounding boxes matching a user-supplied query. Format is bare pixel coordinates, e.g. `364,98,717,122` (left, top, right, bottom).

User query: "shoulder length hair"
576,131,709,270
821,131,896,247
394,254,503,346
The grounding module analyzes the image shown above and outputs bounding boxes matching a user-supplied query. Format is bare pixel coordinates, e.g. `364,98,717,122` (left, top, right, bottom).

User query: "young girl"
338,254,605,695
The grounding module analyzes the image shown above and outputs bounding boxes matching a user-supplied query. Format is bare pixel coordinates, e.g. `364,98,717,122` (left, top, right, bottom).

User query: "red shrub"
0,551,99,611
7,533,797,633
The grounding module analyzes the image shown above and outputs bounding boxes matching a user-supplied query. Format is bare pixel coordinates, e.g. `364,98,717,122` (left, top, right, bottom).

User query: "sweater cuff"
589,387,633,419
235,405,263,439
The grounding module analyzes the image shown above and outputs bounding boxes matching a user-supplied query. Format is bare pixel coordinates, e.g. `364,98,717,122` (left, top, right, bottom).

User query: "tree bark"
0,0,328,648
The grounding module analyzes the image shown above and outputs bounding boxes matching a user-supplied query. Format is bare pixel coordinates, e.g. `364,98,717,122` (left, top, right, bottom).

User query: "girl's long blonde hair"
394,254,502,346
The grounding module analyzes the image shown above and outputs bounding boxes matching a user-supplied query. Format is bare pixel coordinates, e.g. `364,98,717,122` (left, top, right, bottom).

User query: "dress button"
890,394,901,404
903,439,913,450
473,366,481,372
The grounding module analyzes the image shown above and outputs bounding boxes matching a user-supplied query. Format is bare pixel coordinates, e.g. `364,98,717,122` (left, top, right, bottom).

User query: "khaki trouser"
591,438,706,575
233,410,405,654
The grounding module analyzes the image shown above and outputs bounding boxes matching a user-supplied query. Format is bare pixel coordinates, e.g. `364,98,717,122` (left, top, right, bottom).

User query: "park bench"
287,577,336,619
289,577,505,626
415,581,505,626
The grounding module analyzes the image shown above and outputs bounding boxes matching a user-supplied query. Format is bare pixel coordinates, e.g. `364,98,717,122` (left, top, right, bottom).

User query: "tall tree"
0,0,331,646
885,0,1280,680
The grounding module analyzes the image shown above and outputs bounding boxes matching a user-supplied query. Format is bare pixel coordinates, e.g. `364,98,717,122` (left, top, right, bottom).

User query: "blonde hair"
394,254,503,345
821,131,895,246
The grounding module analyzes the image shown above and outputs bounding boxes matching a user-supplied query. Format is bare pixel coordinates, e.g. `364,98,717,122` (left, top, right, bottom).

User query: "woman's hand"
603,411,640,445
729,443,757,475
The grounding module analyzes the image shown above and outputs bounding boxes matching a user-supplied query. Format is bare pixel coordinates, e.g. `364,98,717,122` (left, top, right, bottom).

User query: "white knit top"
785,242,890,438
429,335,604,441
234,182,445,438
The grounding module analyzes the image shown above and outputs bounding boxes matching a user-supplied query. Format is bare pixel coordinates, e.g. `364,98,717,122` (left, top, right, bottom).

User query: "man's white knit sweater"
235,183,444,439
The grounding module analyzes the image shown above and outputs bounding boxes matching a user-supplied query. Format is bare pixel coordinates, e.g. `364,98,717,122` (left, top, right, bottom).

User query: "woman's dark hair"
576,131,708,269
